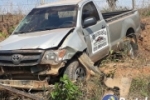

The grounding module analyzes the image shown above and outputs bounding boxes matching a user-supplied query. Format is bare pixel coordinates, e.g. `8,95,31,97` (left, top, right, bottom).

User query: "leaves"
50,75,81,100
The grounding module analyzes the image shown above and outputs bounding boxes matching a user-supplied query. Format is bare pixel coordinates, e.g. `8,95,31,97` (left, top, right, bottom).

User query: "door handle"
102,25,106,29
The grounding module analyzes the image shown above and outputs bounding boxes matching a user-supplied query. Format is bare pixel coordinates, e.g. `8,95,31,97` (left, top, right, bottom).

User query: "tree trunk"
107,0,117,11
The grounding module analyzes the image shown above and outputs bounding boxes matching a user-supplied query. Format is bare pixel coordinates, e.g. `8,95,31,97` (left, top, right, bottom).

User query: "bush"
50,75,81,100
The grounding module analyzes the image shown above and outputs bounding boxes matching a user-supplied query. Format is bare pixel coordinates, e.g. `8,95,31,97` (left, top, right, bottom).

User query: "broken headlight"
41,49,66,65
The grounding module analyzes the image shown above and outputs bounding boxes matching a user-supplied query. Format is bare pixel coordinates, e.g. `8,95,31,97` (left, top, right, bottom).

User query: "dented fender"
60,28,87,60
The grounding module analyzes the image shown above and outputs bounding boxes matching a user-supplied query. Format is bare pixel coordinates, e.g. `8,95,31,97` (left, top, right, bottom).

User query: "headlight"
44,51,57,61
41,49,66,65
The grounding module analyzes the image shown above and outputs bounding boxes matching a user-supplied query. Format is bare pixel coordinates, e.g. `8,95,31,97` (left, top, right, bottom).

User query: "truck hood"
0,28,72,50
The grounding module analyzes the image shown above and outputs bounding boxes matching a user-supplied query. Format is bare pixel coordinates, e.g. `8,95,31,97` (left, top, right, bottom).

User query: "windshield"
14,5,77,34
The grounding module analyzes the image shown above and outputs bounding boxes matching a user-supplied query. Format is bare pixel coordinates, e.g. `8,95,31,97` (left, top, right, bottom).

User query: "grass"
129,77,150,99
139,7,150,18
77,76,105,100
0,32,9,38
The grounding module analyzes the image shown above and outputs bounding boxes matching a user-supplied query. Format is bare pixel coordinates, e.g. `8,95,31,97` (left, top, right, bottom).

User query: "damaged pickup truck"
0,0,140,89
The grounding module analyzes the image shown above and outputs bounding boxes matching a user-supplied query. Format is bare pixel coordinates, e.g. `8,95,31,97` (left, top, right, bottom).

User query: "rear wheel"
64,60,87,81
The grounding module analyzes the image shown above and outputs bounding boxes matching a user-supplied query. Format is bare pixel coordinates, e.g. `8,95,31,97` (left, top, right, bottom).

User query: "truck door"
81,2,109,62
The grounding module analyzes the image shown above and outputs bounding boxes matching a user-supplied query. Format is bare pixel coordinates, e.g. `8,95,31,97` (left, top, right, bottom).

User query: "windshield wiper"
45,27,58,30
14,31,34,34
14,26,73,34
38,27,59,31
14,31,26,34
39,25,73,31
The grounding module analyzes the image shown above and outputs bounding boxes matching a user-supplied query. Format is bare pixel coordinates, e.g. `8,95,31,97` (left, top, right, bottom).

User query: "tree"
40,0,45,5
106,0,118,10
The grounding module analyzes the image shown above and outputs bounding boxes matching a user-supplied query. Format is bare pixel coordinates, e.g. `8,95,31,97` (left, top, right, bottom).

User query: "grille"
0,50,44,67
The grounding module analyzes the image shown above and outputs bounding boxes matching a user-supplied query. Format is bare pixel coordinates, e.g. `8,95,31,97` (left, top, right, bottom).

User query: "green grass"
49,75,81,100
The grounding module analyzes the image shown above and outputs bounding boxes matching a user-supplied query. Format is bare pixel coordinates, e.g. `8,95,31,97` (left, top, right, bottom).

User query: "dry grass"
0,14,23,41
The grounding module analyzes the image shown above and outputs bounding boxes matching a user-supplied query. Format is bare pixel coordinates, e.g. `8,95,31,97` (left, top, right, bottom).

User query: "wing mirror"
83,17,97,28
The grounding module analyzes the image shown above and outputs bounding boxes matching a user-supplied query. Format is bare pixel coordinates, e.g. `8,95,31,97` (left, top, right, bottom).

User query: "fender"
60,28,87,59
121,18,136,38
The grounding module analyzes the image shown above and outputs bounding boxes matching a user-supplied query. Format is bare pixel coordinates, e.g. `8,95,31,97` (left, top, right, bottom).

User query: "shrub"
50,75,81,100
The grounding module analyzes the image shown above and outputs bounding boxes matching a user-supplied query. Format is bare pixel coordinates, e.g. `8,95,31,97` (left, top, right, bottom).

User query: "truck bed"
102,10,132,19
102,10,136,23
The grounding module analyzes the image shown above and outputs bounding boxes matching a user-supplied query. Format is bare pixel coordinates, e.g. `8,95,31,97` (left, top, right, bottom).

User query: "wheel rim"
75,66,86,80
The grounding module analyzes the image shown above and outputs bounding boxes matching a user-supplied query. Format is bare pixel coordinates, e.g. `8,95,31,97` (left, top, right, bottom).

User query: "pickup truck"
0,0,140,89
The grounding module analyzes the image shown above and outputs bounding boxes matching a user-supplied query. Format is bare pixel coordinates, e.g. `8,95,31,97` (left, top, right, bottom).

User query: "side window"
82,2,100,26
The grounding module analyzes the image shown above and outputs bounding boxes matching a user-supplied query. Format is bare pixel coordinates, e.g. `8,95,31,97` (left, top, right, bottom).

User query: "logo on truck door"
90,28,108,53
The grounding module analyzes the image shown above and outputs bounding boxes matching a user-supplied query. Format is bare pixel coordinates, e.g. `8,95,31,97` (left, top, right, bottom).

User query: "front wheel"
64,60,87,81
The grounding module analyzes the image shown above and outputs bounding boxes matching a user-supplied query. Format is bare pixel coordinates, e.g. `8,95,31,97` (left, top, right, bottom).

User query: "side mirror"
83,17,97,28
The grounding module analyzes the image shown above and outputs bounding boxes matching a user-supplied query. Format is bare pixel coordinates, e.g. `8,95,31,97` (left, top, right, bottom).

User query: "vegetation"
129,77,150,98
0,32,8,39
0,14,23,41
139,7,150,17
49,75,81,100
106,0,118,10
48,74,105,100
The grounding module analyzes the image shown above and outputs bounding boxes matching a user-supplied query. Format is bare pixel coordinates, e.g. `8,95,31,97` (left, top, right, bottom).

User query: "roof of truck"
36,0,83,8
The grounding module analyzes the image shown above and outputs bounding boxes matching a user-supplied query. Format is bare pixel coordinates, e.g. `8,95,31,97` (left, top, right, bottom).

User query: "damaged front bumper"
0,62,65,89
0,50,67,89
0,80,53,90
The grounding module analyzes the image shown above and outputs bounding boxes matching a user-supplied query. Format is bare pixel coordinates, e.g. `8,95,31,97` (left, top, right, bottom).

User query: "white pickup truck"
0,0,140,89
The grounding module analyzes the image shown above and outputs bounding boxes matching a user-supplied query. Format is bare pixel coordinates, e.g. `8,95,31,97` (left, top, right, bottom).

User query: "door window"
82,2,100,26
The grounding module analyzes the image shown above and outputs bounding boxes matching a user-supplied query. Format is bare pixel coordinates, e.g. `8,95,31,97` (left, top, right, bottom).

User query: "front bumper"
0,80,53,90
0,50,66,89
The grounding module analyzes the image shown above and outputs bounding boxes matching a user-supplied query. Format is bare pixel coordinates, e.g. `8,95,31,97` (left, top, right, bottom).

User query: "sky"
0,0,149,14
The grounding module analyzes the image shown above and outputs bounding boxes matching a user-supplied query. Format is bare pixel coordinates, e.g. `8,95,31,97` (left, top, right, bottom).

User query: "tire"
64,60,87,81
124,35,138,59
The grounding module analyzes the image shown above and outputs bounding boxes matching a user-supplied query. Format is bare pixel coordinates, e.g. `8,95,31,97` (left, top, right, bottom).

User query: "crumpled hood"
0,28,72,50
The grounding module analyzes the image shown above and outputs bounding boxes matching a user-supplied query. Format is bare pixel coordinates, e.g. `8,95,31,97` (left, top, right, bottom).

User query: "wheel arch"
121,18,136,38
126,27,135,37
126,27,138,43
